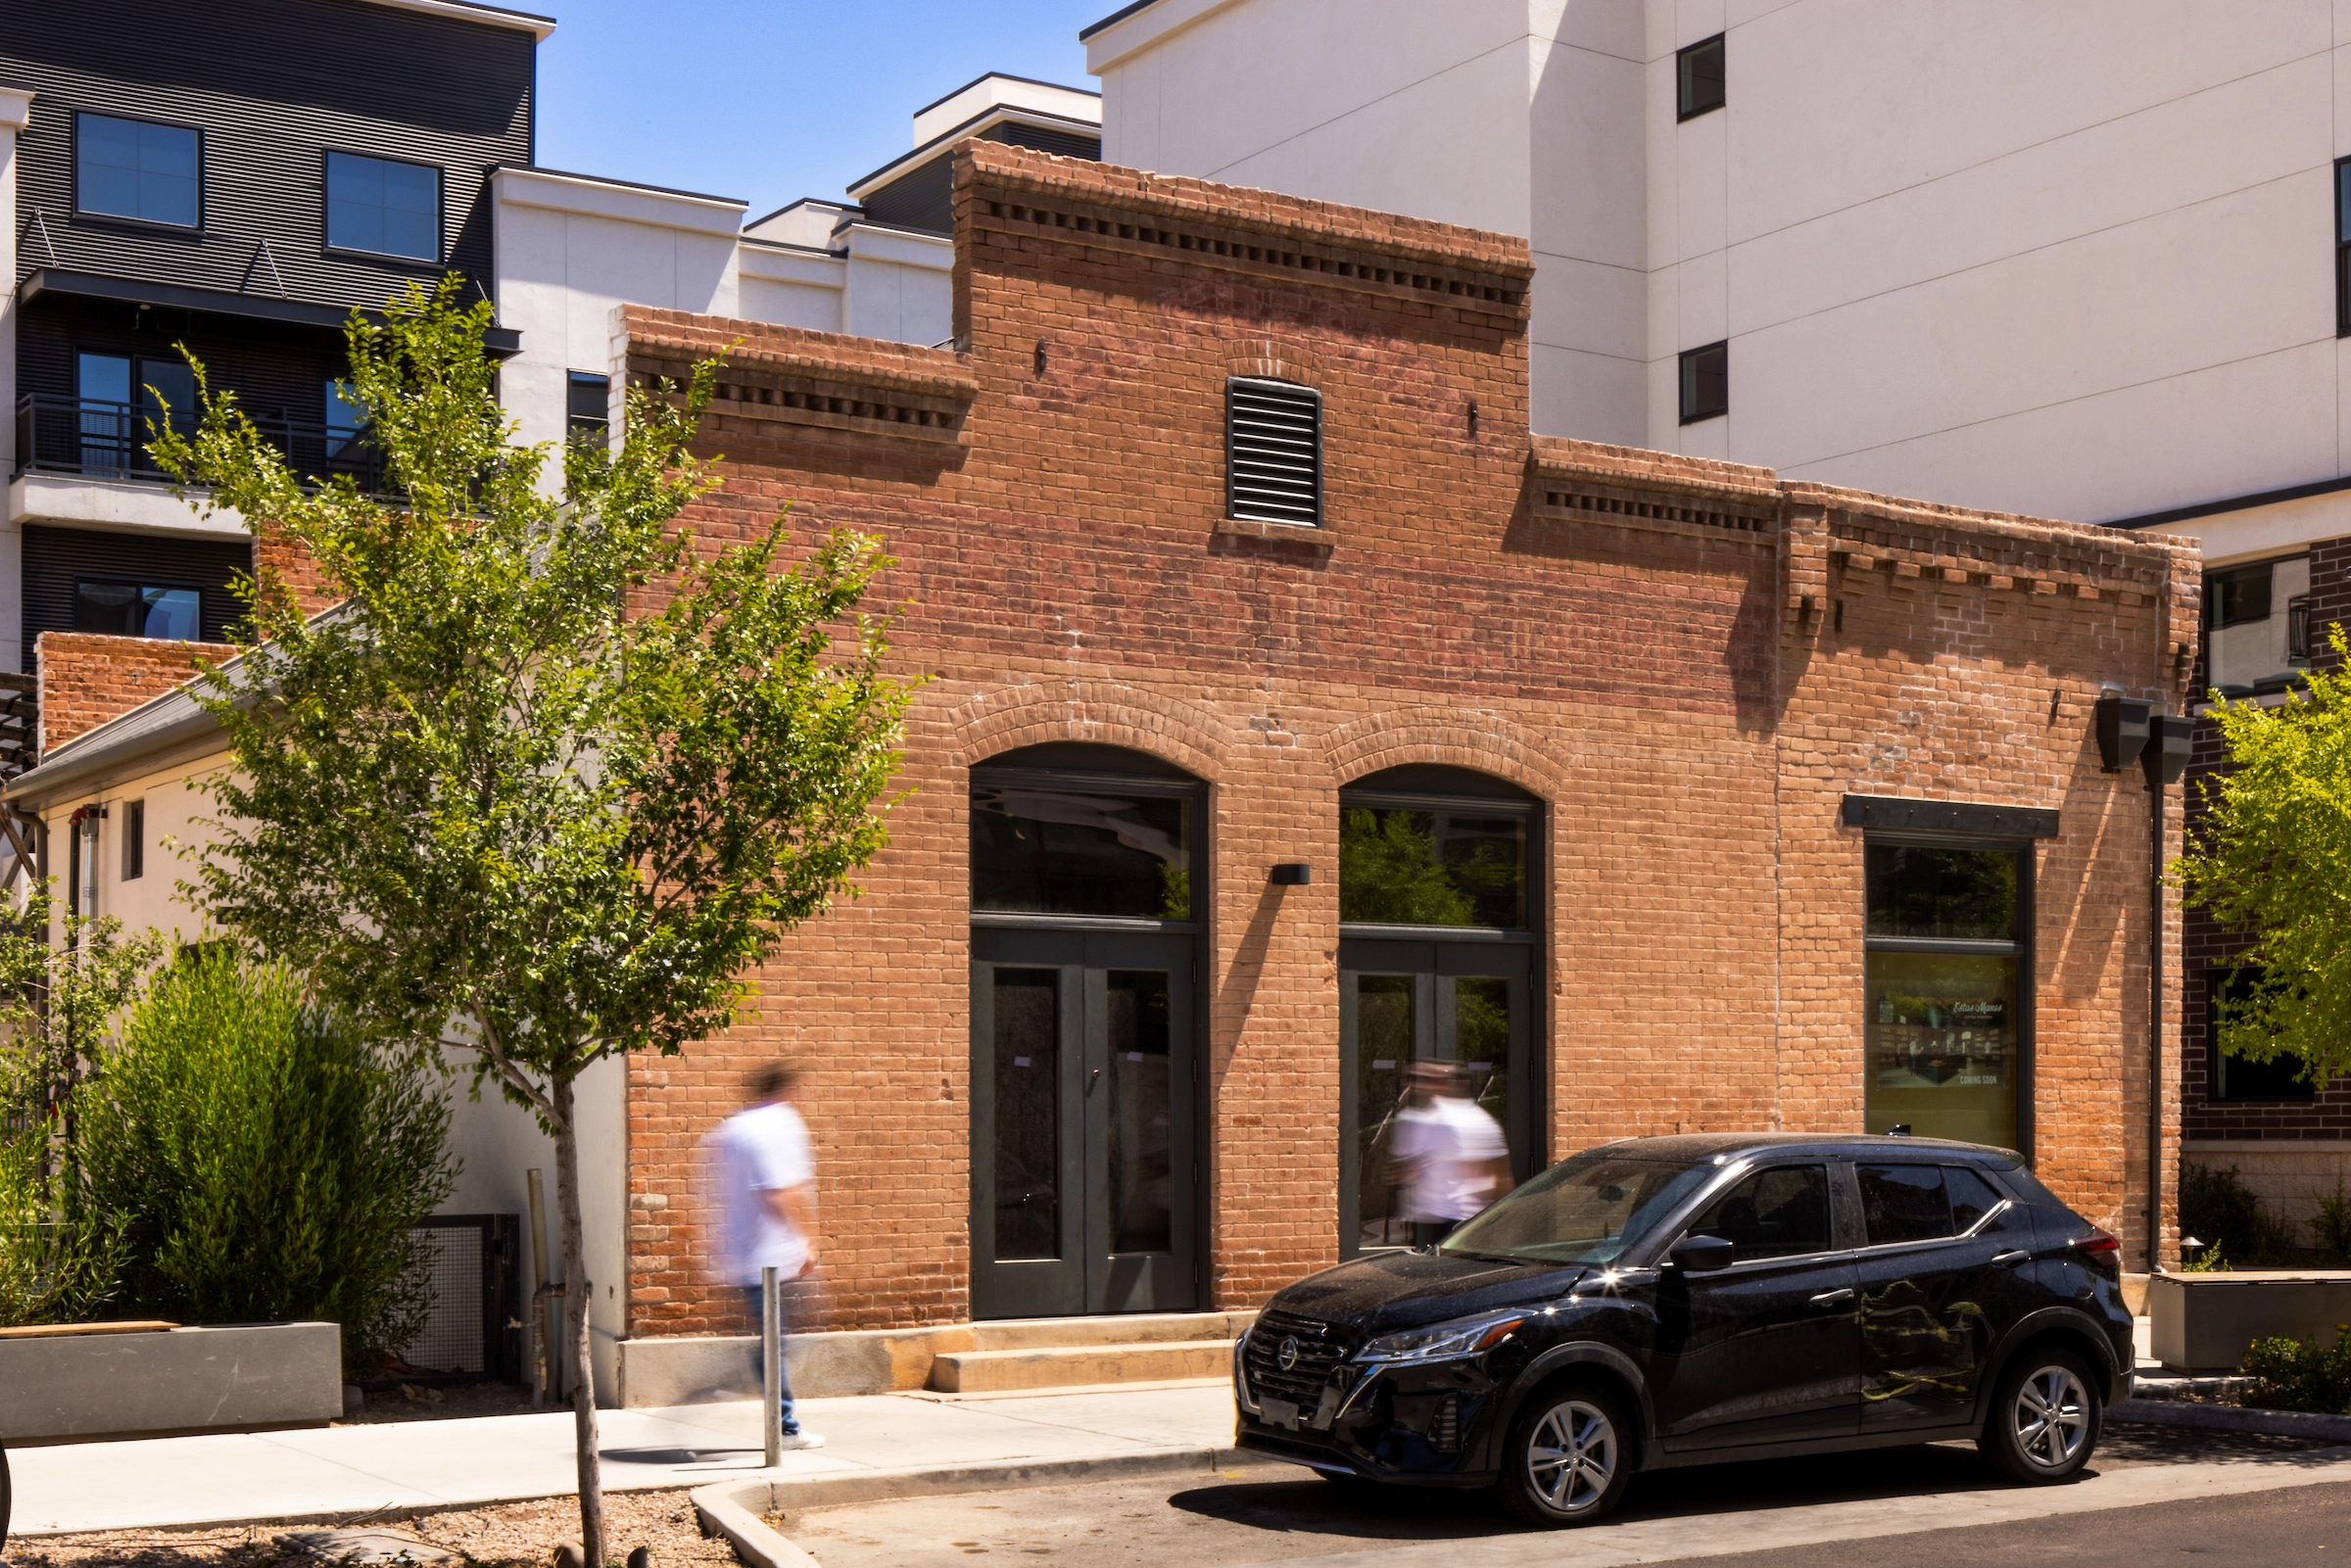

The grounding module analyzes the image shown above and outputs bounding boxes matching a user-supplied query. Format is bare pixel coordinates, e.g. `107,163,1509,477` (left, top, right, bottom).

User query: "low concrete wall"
618,1323,978,1405
0,1322,343,1443
2147,1270,2351,1373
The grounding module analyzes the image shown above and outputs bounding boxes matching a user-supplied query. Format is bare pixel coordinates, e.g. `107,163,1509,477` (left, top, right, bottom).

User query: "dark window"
1225,377,1322,527
75,112,200,227
122,800,144,882
326,151,441,261
1679,341,1728,423
2287,594,2312,664
1865,843,2026,1149
74,354,195,475
1677,33,1727,120
2207,964,2315,1101
2338,157,2351,336
567,371,611,441
2208,561,2274,630
75,581,202,641
989,968,1061,1260
1339,804,1526,928
972,771,1194,920
1685,1164,1830,1259
325,380,364,449
1943,1164,2006,1231
1858,1164,1954,1245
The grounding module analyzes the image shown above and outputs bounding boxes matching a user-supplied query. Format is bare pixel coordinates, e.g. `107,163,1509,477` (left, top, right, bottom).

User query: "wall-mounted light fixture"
2094,689,2152,773
1270,862,1312,885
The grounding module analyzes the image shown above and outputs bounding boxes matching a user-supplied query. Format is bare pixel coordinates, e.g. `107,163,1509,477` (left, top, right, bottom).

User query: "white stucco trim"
356,0,554,40
1084,0,1247,72
492,167,745,236
0,86,32,131
737,244,849,289
839,224,954,271
2143,488,2351,569
8,474,248,539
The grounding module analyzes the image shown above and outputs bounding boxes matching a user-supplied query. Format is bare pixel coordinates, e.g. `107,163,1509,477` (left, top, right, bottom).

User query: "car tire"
1978,1347,2101,1484
1494,1380,1634,1528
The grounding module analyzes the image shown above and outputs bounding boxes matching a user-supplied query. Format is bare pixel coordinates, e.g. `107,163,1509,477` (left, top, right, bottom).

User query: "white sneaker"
776,1432,826,1450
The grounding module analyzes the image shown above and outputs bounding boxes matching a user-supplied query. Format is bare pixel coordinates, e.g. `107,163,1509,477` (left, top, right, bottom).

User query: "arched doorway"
1336,765,1542,1257
967,743,1204,1318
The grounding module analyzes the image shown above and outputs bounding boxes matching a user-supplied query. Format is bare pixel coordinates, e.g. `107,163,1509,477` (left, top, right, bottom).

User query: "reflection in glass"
1685,1164,1830,1259
991,969,1060,1259
1865,951,2018,1148
1339,807,1524,927
1865,846,2018,940
972,784,1190,919
1442,1154,1713,1265
1353,974,1415,1249
1454,975,1511,1144
1107,971,1174,1255
1856,1164,1952,1245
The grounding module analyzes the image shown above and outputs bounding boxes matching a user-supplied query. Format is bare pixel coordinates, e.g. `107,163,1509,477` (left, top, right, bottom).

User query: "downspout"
2146,756,2163,1273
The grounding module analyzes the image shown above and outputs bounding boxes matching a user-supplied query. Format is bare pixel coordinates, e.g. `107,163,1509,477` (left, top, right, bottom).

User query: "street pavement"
5,1384,1235,1535
786,1425,2351,1567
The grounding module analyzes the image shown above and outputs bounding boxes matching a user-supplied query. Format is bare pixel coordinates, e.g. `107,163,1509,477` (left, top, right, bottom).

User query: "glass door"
1338,938,1534,1256
971,928,1198,1317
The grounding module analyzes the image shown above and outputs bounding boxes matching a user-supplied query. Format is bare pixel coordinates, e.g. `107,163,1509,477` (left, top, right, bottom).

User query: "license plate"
1261,1397,1300,1430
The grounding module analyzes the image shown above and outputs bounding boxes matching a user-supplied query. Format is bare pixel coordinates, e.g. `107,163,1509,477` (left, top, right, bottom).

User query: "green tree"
151,279,913,1561
2176,626,2351,1089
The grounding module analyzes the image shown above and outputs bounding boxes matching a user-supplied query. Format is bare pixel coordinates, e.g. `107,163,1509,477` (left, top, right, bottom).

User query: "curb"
690,1445,1266,1568
2111,1398,2351,1442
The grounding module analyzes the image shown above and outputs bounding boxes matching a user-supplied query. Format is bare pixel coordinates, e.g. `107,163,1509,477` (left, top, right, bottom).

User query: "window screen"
1225,377,1322,527
1679,341,1727,424
1677,34,1726,120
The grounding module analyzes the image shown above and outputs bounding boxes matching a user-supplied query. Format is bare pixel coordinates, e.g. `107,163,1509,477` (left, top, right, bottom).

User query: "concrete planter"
2147,1270,2351,1374
0,1321,343,1444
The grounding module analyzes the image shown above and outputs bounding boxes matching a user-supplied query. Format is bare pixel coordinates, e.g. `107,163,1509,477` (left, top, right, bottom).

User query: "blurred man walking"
1391,1063,1511,1246
712,1063,825,1449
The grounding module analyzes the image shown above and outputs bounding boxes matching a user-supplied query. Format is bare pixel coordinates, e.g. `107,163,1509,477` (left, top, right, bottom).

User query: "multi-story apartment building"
1082,0,2350,1244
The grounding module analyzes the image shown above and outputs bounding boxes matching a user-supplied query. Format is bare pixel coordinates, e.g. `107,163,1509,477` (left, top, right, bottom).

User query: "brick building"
7,142,2200,1389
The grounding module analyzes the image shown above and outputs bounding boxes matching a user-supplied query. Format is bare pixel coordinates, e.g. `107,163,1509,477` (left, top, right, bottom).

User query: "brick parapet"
36,633,233,756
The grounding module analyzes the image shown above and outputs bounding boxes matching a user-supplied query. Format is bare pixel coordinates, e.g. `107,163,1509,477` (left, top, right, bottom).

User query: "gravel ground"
335,1383,540,1425
6,1490,738,1568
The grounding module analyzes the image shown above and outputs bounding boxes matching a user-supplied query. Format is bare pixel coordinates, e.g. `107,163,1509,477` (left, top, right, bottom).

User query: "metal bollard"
761,1264,781,1469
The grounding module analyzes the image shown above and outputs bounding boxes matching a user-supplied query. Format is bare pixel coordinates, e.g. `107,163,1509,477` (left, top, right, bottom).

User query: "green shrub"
74,950,455,1359
2313,1177,2351,1264
0,1121,127,1327
2180,1162,2303,1264
2240,1324,2351,1414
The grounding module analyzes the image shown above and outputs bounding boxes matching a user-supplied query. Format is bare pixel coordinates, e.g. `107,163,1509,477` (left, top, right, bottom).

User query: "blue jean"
741,1284,799,1436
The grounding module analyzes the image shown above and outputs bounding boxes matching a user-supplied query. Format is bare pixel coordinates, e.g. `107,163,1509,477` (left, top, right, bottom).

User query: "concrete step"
964,1310,1253,1354
929,1339,1235,1394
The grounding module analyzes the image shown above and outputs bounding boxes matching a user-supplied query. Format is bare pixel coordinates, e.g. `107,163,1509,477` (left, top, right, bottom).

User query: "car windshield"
1439,1151,1714,1265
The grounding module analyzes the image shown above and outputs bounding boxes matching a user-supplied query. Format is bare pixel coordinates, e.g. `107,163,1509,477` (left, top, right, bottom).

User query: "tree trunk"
552,1071,605,1567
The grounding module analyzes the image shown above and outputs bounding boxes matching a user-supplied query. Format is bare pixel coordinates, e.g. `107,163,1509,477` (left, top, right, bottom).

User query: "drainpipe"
2140,711,2192,1271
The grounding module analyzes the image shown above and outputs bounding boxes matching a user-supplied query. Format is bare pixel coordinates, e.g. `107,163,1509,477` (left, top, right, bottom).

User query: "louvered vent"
1226,377,1322,527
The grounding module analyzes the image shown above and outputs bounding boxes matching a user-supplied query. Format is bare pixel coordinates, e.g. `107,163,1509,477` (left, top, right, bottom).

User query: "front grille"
1245,1308,1351,1409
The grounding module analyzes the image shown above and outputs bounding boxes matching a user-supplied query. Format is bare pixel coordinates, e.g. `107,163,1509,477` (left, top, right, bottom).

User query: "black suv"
1234,1133,2134,1526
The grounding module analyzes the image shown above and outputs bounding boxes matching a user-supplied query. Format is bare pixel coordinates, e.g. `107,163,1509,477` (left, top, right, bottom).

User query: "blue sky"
535,1,1109,221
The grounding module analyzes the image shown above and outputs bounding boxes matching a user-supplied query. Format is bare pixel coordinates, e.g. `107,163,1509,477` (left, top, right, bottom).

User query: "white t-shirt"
1392,1095,1509,1221
712,1100,816,1285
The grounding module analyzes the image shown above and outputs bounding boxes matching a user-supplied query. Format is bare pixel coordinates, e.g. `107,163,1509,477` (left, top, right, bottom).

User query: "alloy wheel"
1524,1398,1617,1514
2011,1364,2089,1470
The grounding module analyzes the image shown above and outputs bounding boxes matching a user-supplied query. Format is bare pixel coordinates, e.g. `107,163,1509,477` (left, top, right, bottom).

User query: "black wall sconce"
2093,691,2151,773
1270,862,1312,885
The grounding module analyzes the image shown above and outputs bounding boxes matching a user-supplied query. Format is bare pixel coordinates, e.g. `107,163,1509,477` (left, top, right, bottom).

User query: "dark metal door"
971,928,1199,1318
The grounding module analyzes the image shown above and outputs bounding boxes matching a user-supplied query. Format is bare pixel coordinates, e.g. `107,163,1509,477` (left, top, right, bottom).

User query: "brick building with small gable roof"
606,140,2198,1350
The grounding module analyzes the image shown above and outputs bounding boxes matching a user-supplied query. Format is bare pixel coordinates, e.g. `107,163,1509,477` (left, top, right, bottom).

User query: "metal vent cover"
1225,377,1322,527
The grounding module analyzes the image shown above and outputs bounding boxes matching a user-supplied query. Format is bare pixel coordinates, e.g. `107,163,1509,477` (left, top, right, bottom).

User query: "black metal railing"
14,394,387,492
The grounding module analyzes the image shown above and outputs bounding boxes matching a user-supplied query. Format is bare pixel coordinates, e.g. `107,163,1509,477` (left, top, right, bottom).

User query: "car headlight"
1356,1309,1528,1364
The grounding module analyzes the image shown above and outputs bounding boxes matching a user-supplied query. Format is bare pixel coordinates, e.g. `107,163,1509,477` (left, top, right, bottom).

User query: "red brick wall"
615,144,2200,1334
35,633,235,754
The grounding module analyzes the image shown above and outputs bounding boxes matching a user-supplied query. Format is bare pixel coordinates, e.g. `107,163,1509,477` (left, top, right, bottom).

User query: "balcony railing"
13,394,386,492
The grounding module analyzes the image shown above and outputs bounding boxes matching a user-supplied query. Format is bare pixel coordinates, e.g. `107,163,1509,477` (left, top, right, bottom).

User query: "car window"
1440,1153,1714,1265
1684,1164,1830,1260
1858,1164,1952,1245
1943,1165,2009,1232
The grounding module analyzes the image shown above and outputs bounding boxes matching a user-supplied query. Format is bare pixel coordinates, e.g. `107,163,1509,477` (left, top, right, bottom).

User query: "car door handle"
1809,1288,1855,1307
1991,1249,2029,1266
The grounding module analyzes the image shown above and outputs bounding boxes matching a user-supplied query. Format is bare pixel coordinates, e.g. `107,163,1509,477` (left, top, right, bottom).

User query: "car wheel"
1979,1348,2100,1484
1495,1381,1633,1528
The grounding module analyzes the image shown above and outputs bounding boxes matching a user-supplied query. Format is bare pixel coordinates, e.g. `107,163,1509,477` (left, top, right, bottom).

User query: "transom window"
971,745,1197,922
76,112,201,227
326,151,441,261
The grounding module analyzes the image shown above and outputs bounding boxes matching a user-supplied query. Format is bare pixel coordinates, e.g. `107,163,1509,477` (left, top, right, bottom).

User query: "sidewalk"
6,1384,1236,1537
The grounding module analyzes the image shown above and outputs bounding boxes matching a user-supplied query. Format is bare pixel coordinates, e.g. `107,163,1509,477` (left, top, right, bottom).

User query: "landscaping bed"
8,1490,735,1568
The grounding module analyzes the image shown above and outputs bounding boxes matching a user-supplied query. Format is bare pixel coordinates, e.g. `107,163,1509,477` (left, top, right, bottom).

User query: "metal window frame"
72,110,205,232
1676,33,1727,121
72,576,208,640
2206,558,2275,631
321,147,447,266
1224,375,1323,528
1678,340,1729,424
2203,962,2316,1103
2338,156,2351,338
1861,832,2037,1161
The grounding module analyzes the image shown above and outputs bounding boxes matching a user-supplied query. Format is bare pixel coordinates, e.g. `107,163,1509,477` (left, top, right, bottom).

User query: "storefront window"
1864,844,2025,1150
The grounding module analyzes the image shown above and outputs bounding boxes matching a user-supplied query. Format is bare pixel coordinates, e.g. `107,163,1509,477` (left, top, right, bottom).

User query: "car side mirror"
1668,1233,1736,1272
